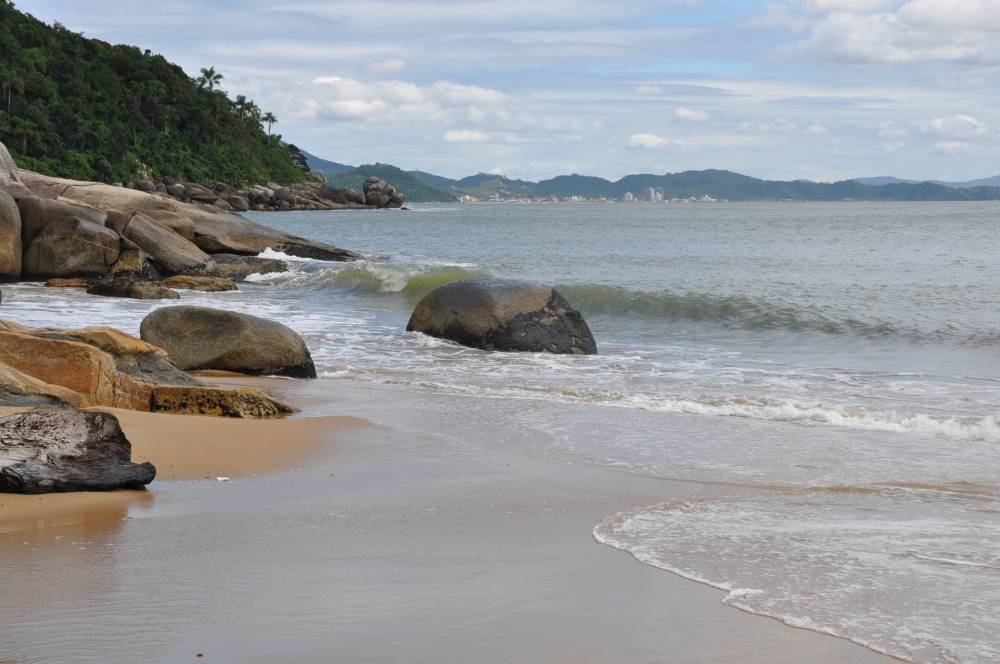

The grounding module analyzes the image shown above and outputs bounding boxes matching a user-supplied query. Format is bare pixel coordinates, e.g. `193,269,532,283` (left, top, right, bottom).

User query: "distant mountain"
300,149,353,174
855,175,1000,189
325,163,457,203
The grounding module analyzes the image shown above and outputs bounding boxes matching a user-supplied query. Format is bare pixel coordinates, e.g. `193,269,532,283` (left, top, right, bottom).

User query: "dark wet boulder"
140,305,317,378
213,254,288,281
22,217,121,280
407,279,597,354
87,279,179,300
0,408,156,494
160,275,237,292
108,240,162,282
0,189,21,282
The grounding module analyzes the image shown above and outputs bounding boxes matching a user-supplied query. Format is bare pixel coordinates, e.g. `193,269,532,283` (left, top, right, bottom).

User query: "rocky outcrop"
0,408,155,494
45,278,89,288
363,176,405,208
108,241,161,281
191,234,258,255
0,321,297,418
406,279,598,354
0,140,31,199
213,254,288,281
140,306,317,378
139,210,195,239
22,217,121,280
160,276,237,292
0,190,21,282
123,213,218,277
87,279,179,300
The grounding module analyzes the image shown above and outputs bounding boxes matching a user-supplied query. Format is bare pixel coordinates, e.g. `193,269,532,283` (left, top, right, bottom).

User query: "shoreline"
0,379,902,663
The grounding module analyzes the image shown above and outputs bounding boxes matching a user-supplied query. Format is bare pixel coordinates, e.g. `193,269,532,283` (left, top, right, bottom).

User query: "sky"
18,0,1000,182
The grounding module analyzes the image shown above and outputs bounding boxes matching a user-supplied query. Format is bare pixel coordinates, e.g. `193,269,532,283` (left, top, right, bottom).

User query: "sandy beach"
0,380,900,663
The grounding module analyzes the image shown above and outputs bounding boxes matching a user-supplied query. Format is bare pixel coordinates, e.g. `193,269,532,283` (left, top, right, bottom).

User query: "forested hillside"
0,0,304,185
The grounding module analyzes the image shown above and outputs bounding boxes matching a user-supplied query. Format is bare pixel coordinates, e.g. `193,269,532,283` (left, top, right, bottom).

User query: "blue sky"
19,0,1000,181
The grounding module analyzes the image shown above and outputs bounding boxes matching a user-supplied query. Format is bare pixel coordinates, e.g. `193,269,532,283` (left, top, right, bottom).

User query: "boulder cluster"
130,174,405,212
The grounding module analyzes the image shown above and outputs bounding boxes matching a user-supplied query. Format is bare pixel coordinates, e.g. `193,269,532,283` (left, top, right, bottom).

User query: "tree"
160,105,177,135
234,94,246,121
147,80,165,106
0,67,25,116
13,118,41,156
197,66,224,91
262,112,277,146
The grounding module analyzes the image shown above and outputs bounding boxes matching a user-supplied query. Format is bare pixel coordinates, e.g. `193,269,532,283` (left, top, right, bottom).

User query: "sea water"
3,201,1000,663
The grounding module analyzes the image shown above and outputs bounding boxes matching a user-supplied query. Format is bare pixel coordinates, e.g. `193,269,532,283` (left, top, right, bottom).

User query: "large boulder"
22,217,121,280
160,275,237,292
140,306,317,378
406,279,598,354
138,210,195,240
0,190,21,281
0,140,31,199
123,213,218,277
0,408,155,494
363,177,393,207
0,362,85,408
17,196,107,249
108,240,161,281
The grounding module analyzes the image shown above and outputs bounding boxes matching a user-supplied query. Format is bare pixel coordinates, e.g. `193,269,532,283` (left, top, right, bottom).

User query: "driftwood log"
0,408,155,493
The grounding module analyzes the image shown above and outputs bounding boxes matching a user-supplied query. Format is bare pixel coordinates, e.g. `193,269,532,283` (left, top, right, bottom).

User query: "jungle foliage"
0,1,305,185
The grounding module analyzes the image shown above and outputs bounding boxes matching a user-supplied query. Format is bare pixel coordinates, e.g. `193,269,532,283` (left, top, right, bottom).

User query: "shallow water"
3,201,1000,662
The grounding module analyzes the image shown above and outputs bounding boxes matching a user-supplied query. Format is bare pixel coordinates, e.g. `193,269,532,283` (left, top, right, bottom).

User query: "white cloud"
877,121,907,138
294,77,509,124
800,0,895,11
805,124,828,133
635,85,663,94
627,133,671,149
740,119,800,133
919,115,987,137
933,141,971,154
365,58,409,73
675,107,709,121
443,130,491,143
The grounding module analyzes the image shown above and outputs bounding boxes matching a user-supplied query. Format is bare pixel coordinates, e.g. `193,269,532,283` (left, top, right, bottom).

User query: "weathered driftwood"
0,408,155,493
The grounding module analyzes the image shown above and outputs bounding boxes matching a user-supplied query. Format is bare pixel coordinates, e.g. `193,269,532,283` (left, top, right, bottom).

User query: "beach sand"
0,383,901,663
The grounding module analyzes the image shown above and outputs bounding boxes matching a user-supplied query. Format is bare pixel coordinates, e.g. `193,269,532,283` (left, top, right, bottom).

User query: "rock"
226,196,249,212
363,178,397,208
161,275,237,292
23,217,121,280
274,187,293,203
149,386,294,418
108,243,161,282
310,170,327,184
166,183,185,198
213,199,233,211
0,190,21,281
140,306,317,378
0,362,86,408
45,278,90,288
162,176,177,186
136,180,157,193
123,213,218,277
0,408,156,494
191,234,258,255
104,209,131,234
0,141,31,199
17,196,108,249
213,254,289,281
139,210,195,239
87,279,179,300
406,279,598,354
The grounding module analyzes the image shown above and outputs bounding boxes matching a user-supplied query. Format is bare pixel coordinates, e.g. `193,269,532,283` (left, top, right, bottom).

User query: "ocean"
3,200,1000,663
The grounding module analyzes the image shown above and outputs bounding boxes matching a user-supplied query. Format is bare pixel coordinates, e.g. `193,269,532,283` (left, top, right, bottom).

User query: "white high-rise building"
624,192,634,201
645,187,655,201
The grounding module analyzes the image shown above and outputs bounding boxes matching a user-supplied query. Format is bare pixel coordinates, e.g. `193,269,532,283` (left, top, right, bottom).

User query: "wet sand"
0,384,901,663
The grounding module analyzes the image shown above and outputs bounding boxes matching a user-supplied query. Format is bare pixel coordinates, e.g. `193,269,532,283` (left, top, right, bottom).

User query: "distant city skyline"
20,0,1000,182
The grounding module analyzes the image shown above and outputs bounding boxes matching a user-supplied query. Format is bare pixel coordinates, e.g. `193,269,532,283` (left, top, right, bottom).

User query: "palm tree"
262,112,277,146
148,80,166,106
13,118,40,156
197,66,224,91
161,105,178,135
234,95,246,121
1,67,25,116
244,101,260,128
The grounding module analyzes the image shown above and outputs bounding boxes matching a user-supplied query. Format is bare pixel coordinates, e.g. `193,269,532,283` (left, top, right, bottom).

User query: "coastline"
0,379,901,663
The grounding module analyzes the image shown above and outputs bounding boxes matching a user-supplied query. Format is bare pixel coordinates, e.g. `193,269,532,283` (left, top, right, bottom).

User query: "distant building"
645,187,655,201
624,192,634,201
654,187,664,201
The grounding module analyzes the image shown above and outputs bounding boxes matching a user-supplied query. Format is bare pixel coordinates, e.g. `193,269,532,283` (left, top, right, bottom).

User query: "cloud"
294,77,509,124
877,121,906,138
932,141,971,154
635,85,663,94
443,130,491,143
627,133,670,149
675,107,709,121
740,119,800,133
794,0,1000,64
804,124,828,133
365,58,409,73
918,115,987,137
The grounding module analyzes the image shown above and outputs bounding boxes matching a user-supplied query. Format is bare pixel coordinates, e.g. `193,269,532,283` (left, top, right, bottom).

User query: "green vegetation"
325,163,456,202
0,1,305,185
